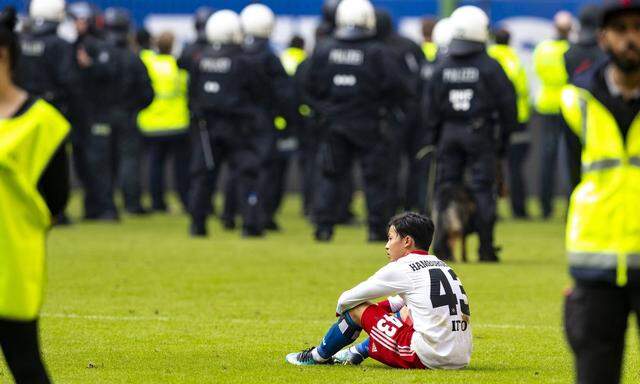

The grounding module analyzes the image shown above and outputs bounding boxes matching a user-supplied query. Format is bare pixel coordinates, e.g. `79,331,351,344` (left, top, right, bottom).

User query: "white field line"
41,312,170,322
41,313,559,330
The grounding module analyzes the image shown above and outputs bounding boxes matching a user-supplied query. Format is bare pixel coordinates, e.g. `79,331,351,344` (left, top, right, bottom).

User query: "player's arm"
376,295,405,313
336,264,412,315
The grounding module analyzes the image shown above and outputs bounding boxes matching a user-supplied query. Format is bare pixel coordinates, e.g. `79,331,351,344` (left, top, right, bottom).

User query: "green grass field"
3,194,639,383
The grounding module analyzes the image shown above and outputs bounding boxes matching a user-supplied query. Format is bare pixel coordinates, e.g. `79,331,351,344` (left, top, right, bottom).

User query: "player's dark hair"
0,6,18,73
388,212,435,251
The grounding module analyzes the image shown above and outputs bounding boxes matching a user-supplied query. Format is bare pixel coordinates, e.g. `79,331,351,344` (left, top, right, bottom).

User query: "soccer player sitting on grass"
286,212,472,369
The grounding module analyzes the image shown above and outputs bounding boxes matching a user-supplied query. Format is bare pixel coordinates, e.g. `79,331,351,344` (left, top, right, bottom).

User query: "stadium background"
6,0,596,195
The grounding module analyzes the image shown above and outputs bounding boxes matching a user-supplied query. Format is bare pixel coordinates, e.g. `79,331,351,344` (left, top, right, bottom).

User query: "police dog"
432,185,477,262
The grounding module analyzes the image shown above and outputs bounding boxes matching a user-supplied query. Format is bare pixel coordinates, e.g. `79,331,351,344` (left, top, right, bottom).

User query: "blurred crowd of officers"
17,0,606,258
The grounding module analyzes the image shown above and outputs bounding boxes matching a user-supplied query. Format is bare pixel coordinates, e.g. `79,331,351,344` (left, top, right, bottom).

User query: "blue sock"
315,313,362,360
355,338,370,358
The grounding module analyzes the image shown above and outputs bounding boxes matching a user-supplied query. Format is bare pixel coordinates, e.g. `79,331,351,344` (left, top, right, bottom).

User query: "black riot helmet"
194,6,214,33
67,1,98,21
375,8,393,39
104,7,131,33
322,0,340,25
67,2,103,35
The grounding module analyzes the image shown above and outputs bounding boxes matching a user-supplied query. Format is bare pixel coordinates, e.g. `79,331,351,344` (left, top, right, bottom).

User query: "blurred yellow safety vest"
533,39,569,114
488,44,531,124
137,52,189,136
561,85,640,286
0,99,70,320
140,48,155,63
280,47,307,76
279,47,309,124
422,41,438,62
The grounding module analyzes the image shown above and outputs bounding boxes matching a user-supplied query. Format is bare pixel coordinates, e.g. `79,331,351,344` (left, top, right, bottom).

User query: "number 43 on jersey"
430,268,470,332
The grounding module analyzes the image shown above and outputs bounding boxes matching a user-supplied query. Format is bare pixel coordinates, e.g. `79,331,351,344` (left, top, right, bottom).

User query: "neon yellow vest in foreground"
561,85,640,286
533,39,569,114
422,41,438,62
138,53,189,136
488,44,531,123
0,99,70,320
280,47,307,76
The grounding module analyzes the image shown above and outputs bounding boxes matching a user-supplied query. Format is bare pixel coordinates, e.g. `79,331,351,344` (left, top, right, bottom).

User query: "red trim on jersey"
409,250,429,255
377,299,392,312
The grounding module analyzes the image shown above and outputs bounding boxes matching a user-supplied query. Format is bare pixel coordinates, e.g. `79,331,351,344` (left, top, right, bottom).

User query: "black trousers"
435,124,497,258
146,133,190,211
403,108,431,214
507,139,530,218
313,125,392,235
537,113,566,218
189,116,265,231
84,117,118,218
220,165,239,223
114,111,145,212
298,122,320,217
0,319,50,384
262,147,294,224
565,283,640,384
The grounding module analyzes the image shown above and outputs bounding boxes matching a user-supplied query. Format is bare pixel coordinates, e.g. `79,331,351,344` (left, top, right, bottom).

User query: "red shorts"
361,304,426,369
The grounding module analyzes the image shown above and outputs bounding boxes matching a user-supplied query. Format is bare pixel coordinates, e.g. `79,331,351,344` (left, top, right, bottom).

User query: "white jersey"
336,251,472,369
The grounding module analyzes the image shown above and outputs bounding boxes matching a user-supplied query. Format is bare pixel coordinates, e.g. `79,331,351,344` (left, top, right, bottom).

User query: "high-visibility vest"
137,52,189,136
488,44,531,124
422,41,438,63
560,84,640,286
0,99,70,320
280,47,310,123
533,39,569,114
280,47,307,76
139,49,155,64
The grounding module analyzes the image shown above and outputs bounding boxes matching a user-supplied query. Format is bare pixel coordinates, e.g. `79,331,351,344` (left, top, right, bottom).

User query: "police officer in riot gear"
67,2,122,221
240,3,295,231
417,17,454,216
307,0,411,242
178,6,215,75
188,10,269,237
318,0,341,39
15,0,75,224
178,6,216,216
424,6,518,261
104,7,154,214
17,0,73,116
374,9,427,214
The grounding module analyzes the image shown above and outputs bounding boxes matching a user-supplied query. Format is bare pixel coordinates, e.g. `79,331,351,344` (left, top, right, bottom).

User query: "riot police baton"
415,145,437,215
198,118,215,171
